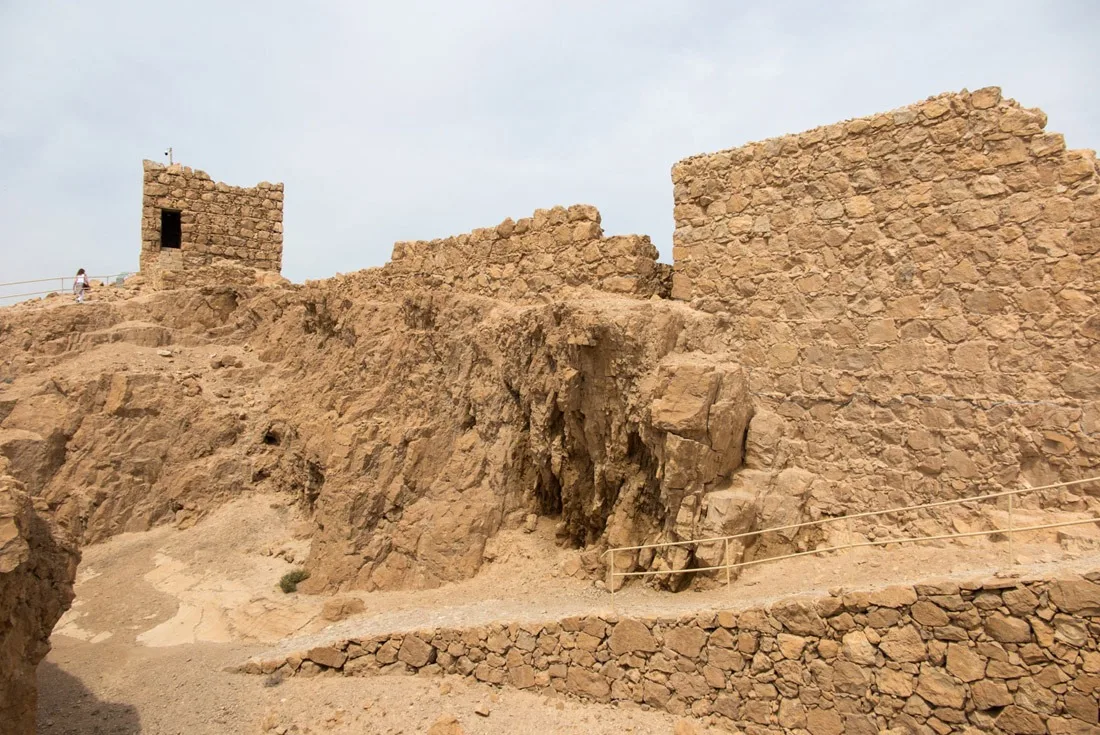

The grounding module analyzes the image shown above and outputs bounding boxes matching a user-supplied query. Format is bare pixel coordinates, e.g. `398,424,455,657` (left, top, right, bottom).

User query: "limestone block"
984,615,1032,643
565,666,610,699
840,630,876,665
879,626,927,663
397,635,435,668
607,620,657,655
995,705,1047,735
1049,579,1100,614
805,708,844,735
770,601,827,637
665,627,707,658
306,646,346,669
875,667,914,698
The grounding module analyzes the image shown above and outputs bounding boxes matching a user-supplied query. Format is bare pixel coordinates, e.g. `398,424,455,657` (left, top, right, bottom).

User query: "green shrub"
279,568,310,593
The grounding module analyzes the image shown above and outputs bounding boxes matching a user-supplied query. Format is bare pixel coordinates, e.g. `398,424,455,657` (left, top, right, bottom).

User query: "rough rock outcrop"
0,462,79,734
240,280,753,591
0,246,753,593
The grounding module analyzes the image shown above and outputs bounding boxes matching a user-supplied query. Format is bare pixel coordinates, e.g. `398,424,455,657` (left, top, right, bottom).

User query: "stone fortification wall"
387,204,670,299
140,160,284,277
246,573,1100,734
670,88,1100,501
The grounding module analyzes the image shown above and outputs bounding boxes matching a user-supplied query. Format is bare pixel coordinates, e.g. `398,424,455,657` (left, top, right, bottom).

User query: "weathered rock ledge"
0,464,79,735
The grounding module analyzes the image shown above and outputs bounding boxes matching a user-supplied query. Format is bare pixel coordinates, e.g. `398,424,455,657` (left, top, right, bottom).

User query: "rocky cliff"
0,462,79,734
0,257,774,594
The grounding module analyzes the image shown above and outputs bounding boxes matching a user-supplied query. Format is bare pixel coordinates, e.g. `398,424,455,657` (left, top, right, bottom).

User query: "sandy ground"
37,493,1100,735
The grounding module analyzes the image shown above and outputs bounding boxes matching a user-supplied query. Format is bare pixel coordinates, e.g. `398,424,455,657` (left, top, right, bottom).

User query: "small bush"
279,568,310,593
263,670,285,688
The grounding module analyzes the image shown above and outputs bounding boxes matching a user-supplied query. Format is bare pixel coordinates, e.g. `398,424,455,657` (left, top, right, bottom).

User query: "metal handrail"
606,475,1100,602
611,476,1100,554
0,273,132,301
0,277,75,287
0,289,72,300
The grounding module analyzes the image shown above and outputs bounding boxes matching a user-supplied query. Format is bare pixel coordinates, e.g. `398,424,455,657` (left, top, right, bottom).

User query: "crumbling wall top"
386,203,669,300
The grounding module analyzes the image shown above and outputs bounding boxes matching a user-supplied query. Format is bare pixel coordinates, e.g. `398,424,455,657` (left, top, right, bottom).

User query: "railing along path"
606,475,1100,605
0,274,132,301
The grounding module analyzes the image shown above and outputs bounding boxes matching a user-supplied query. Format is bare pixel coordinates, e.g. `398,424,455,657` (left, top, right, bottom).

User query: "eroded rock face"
0,270,755,593
0,463,79,734
252,283,750,591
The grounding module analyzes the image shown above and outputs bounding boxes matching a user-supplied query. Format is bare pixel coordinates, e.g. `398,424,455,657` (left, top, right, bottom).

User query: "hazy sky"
2,1,1098,290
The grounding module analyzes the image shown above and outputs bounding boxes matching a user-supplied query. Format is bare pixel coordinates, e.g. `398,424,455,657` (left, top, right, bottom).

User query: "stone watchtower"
140,160,284,277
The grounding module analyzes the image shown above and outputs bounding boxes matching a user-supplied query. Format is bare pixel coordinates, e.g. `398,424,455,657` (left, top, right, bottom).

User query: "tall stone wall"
670,88,1100,503
387,204,670,300
246,573,1100,735
140,160,284,277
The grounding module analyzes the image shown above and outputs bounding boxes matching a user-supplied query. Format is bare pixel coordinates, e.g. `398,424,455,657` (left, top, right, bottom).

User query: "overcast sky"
1,1,1098,291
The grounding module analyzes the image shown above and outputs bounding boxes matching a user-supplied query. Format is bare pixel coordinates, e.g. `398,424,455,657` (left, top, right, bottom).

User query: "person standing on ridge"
73,268,90,303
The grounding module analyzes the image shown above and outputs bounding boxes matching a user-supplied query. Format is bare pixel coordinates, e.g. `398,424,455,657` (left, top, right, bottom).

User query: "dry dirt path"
37,493,1100,735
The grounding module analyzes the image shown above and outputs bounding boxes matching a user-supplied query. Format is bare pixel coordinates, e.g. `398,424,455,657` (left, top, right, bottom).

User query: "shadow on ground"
36,661,141,734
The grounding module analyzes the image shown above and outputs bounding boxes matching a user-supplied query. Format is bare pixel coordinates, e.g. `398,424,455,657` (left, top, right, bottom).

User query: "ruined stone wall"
140,160,284,277
387,204,669,300
670,88,1100,502
248,573,1100,734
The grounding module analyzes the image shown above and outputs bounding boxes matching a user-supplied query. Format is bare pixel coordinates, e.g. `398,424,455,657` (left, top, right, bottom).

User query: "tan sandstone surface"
0,462,78,735
0,86,1096,733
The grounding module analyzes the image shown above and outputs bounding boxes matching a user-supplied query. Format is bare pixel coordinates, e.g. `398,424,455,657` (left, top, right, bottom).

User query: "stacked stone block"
140,160,284,276
387,204,669,300
244,573,1100,734
670,88,1100,503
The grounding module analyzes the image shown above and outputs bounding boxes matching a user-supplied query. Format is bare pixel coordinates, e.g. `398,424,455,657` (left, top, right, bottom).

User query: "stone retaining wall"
243,573,1100,734
669,87,1100,504
386,204,670,300
140,160,284,277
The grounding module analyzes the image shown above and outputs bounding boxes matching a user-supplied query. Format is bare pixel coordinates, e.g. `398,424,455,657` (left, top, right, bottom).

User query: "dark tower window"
161,209,182,249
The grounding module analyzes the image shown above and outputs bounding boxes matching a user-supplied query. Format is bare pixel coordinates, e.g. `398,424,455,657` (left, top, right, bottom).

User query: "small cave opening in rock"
535,470,563,517
262,429,281,446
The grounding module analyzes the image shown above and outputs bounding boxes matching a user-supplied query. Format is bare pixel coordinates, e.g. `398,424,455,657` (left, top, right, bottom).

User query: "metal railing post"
724,538,731,592
1007,493,1015,565
608,549,615,608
